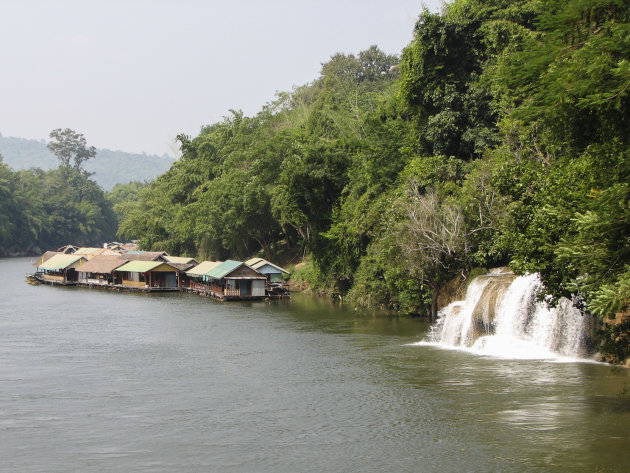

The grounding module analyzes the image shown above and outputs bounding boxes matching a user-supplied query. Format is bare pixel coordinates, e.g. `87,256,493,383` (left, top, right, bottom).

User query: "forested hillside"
0,134,175,190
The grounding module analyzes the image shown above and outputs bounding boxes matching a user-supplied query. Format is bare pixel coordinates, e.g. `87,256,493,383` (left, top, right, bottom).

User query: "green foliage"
493,0,630,152
119,46,400,265
107,181,147,206
487,0,630,320
398,3,507,159
348,234,430,314
107,181,147,228
589,267,630,318
0,155,116,255
287,258,335,294
598,317,630,364
0,156,18,245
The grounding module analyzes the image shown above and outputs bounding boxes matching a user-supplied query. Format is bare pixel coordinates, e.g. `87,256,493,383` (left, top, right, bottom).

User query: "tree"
399,7,497,160
0,155,17,247
47,128,96,173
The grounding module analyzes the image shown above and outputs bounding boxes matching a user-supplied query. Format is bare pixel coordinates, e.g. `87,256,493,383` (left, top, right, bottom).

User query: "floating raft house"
36,253,88,285
114,260,181,291
29,245,288,301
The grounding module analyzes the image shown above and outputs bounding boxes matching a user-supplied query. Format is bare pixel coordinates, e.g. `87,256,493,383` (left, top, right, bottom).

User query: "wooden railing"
122,280,147,288
190,281,207,291
210,285,225,296
42,274,64,283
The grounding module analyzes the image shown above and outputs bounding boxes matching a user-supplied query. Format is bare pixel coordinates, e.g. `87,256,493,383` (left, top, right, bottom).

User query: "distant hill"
0,134,176,190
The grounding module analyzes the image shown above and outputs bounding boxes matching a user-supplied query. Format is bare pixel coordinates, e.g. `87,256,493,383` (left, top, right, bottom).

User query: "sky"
1,0,442,157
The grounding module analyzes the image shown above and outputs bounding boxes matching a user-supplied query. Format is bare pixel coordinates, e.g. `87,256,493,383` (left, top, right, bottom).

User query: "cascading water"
422,270,592,360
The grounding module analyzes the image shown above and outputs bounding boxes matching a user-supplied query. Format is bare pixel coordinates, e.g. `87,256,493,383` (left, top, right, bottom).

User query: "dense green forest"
0,134,175,190
0,129,121,254
116,0,630,361
0,157,118,254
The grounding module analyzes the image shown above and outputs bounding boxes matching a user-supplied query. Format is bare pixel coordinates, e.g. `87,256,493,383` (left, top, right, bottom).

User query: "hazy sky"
1,1,441,157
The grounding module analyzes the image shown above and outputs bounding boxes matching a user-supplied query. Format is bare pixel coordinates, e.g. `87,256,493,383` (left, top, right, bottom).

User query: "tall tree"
47,128,96,173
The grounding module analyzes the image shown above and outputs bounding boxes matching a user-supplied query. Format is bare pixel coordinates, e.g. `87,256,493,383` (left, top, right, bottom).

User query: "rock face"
468,269,518,338
436,272,468,311
437,267,516,326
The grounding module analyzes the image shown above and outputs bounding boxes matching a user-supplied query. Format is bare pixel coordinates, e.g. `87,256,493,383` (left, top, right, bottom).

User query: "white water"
421,272,590,360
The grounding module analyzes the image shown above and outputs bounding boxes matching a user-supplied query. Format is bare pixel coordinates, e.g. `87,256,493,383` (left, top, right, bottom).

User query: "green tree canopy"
47,128,96,173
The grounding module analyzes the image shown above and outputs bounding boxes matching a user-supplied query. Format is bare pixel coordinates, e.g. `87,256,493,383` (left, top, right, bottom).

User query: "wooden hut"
204,260,266,300
245,257,290,297
32,251,61,268
185,261,223,293
76,255,129,287
36,253,88,285
245,258,290,283
114,260,181,291
163,256,199,287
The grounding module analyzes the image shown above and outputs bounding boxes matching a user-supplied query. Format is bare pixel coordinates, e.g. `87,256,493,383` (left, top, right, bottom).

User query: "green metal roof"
114,260,174,273
204,260,243,280
186,261,222,277
38,254,87,271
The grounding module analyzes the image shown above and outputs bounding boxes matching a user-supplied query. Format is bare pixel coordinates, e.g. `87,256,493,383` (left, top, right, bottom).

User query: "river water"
1,257,629,472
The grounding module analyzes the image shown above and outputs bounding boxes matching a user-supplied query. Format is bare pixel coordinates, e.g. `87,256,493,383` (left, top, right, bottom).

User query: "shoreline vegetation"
3,0,630,363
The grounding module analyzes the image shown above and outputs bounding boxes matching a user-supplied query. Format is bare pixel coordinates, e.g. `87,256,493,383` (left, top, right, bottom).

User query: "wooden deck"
36,274,77,286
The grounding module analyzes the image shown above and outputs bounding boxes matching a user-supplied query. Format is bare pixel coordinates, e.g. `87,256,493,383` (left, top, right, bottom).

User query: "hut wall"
252,280,265,297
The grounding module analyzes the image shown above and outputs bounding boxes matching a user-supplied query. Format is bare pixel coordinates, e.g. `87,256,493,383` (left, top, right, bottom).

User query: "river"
1,257,629,472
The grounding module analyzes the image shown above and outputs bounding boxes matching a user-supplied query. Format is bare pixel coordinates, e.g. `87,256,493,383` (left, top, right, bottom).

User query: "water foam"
417,272,590,361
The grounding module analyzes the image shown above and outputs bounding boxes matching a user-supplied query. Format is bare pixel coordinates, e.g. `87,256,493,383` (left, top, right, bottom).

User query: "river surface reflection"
1,257,629,472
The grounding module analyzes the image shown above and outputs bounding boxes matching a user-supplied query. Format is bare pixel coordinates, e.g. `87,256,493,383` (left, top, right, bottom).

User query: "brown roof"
168,262,197,272
75,255,130,273
119,243,139,252
32,251,61,267
124,251,168,261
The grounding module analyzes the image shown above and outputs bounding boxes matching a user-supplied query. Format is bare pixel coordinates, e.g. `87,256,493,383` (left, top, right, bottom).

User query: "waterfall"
423,271,591,360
